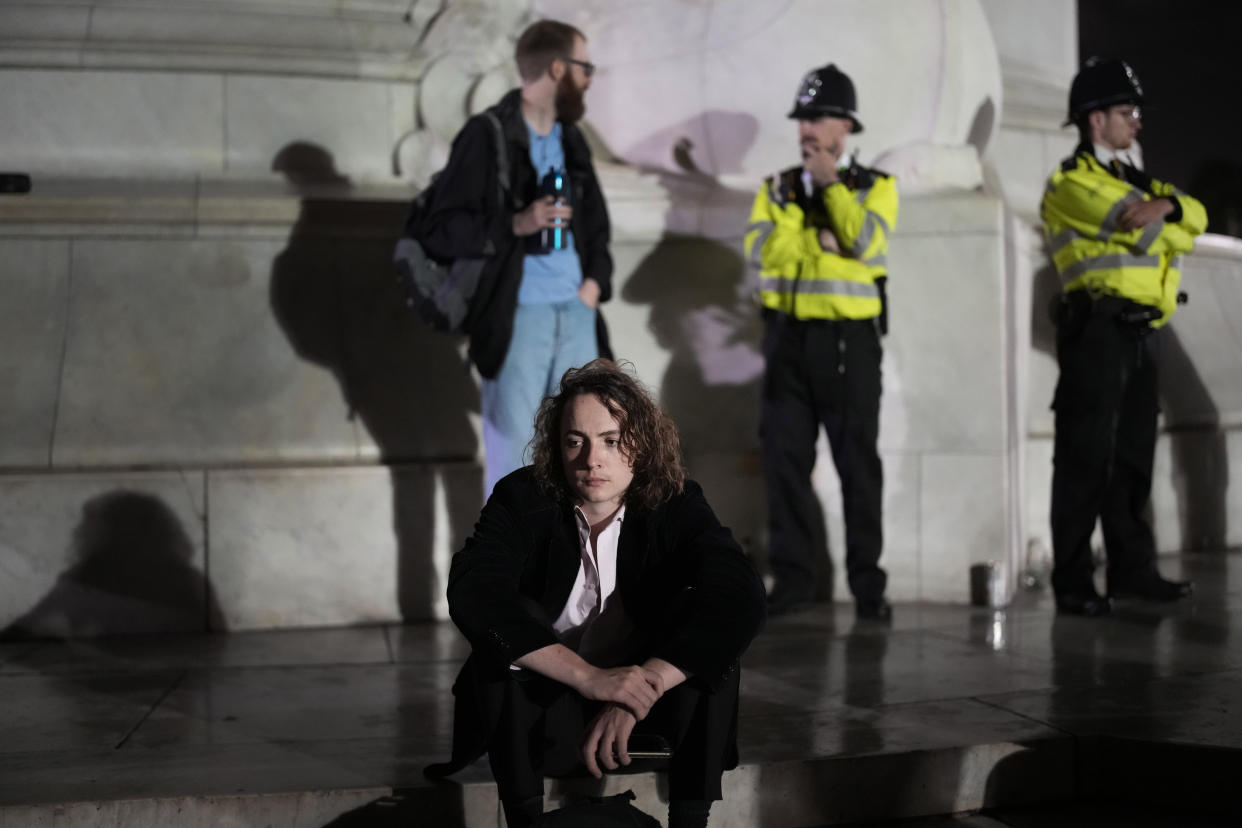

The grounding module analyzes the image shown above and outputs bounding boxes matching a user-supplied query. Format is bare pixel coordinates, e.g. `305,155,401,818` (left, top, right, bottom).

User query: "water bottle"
534,166,571,253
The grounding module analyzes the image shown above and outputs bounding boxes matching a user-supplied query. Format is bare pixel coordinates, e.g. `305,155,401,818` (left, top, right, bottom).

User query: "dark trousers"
761,314,886,603
1051,295,1161,596
488,667,741,804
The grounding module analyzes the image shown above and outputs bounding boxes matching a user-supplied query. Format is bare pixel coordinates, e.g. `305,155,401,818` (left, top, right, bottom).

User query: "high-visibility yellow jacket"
745,165,898,321
1041,147,1208,327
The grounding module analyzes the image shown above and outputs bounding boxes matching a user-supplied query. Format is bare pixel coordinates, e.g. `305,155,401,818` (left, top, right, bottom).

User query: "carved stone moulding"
0,0,518,82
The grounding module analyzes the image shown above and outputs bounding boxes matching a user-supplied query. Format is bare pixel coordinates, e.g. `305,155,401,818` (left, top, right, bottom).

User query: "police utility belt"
1061,289,1161,333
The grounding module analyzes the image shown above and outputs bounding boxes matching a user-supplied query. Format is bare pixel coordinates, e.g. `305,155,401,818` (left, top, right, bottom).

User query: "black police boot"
855,597,892,622
1055,590,1112,617
1109,573,1193,602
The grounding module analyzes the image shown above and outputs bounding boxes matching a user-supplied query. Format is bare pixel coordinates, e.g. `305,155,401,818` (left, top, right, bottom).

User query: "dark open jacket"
419,90,614,379
427,466,766,777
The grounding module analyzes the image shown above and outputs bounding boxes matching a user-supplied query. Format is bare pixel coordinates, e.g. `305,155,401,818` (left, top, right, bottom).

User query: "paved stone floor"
1,551,1239,827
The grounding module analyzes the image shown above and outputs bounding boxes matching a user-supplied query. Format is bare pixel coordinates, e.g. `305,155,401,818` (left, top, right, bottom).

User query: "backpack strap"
482,110,510,207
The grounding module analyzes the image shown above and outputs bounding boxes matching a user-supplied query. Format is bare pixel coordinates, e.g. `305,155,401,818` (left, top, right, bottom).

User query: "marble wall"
2,0,1237,636
1024,235,1242,562
0,175,1014,630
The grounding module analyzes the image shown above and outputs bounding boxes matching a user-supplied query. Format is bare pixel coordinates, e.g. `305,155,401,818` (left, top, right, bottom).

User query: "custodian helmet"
787,63,863,133
1065,57,1144,126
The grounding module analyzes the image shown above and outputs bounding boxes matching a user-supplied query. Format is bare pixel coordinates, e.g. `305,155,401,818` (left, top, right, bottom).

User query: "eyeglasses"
1110,105,1141,122
561,57,596,78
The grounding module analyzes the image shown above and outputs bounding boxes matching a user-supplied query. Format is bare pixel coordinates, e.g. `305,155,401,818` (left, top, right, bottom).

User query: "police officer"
1041,57,1208,617
744,64,898,620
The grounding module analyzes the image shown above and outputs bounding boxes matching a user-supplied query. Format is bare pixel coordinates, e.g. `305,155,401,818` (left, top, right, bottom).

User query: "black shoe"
1109,575,1193,602
766,583,814,617
855,597,892,622
1055,591,1112,617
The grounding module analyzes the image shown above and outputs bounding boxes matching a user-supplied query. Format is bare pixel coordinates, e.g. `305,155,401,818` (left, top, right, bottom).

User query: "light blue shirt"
519,121,584,305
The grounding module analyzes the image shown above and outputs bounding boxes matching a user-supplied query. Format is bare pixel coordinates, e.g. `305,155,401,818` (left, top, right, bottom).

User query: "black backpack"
393,110,509,333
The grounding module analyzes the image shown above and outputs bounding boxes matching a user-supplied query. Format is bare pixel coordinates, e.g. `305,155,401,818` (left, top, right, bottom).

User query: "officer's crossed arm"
1118,196,1175,231
1046,167,1202,253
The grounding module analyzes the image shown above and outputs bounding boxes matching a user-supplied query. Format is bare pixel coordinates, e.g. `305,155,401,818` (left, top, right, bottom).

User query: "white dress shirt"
552,504,636,667
1094,143,1140,171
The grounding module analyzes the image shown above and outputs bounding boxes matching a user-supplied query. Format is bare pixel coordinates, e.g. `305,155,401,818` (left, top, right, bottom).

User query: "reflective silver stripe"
852,185,890,235
1135,220,1165,252
1047,228,1078,256
759,275,798,293
1098,191,1144,239
849,213,877,257
746,221,773,268
760,275,879,298
1171,254,1184,271
863,254,887,268
1058,253,1162,284
798,279,881,298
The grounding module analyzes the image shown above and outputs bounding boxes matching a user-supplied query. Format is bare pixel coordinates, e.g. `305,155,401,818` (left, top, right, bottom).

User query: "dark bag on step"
537,789,660,827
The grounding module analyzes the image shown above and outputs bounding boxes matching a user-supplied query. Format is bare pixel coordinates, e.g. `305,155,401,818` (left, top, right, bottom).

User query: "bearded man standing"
420,19,614,495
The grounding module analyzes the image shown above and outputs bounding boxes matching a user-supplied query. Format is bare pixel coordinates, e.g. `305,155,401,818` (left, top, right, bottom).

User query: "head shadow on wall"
268,142,482,622
619,111,776,573
1,490,224,640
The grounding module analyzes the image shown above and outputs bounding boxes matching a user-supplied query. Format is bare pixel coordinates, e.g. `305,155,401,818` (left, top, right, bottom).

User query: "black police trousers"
760,313,886,603
487,666,741,804
1050,293,1161,596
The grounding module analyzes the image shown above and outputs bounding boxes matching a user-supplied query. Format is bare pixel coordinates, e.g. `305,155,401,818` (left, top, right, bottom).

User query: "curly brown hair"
530,359,685,508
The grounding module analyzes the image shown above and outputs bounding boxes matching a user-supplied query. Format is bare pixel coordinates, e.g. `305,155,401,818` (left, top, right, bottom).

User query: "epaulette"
777,165,803,188
765,166,803,206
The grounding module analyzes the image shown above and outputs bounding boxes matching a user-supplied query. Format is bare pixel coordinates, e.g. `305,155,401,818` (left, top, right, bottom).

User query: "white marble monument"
1,0,1237,634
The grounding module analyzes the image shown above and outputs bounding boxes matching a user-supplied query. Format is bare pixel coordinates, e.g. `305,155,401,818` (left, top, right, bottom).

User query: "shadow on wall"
0,490,224,640
623,109,759,179
268,142,483,622
1030,255,1227,553
623,225,770,553
623,110,838,594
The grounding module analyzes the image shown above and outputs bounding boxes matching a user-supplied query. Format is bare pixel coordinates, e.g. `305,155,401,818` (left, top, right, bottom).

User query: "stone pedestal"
10,1,1229,636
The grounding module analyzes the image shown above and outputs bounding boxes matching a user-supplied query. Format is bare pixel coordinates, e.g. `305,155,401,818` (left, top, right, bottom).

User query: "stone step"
7,730,1238,828
5,734,1237,827
0,736,1077,828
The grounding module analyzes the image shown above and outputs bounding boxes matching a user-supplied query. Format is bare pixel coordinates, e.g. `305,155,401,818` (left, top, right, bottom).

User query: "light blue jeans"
482,298,598,496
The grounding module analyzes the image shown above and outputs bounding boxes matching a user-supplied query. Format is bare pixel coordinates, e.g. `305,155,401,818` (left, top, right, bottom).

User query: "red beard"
556,73,586,123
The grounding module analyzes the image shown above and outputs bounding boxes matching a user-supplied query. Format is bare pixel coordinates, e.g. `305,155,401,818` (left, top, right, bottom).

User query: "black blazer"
427,467,766,778
420,90,614,379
